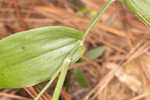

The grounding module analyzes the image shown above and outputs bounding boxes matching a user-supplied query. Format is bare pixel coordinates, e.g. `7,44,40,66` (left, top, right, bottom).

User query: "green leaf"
0,26,85,88
85,46,106,60
74,68,88,88
121,0,150,27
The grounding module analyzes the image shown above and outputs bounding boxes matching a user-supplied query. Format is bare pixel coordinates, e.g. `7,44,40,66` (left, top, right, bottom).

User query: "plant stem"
34,66,62,100
52,42,81,100
35,42,81,100
51,57,71,100
84,0,115,37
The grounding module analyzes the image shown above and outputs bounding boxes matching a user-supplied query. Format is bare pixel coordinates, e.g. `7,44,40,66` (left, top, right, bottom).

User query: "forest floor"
0,0,150,100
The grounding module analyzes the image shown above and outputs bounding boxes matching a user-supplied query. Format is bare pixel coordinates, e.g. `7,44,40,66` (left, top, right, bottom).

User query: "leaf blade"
0,26,85,88
121,0,150,27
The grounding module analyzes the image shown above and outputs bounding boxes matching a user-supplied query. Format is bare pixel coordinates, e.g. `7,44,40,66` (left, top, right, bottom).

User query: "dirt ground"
0,0,150,100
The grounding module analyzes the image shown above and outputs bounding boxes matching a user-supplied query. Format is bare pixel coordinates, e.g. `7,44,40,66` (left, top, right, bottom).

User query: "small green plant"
0,0,150,100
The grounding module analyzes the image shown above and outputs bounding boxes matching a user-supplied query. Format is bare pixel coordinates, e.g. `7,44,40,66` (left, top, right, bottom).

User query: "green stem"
84,0,115,37
34,42,81,100
34,66,62,100
52,57,71,100
52,42,81,100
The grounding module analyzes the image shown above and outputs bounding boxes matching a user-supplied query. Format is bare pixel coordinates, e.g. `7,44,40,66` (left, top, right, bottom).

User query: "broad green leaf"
74,68,88,88
121,0,150,27
0,26,85,88
85,46,106,60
